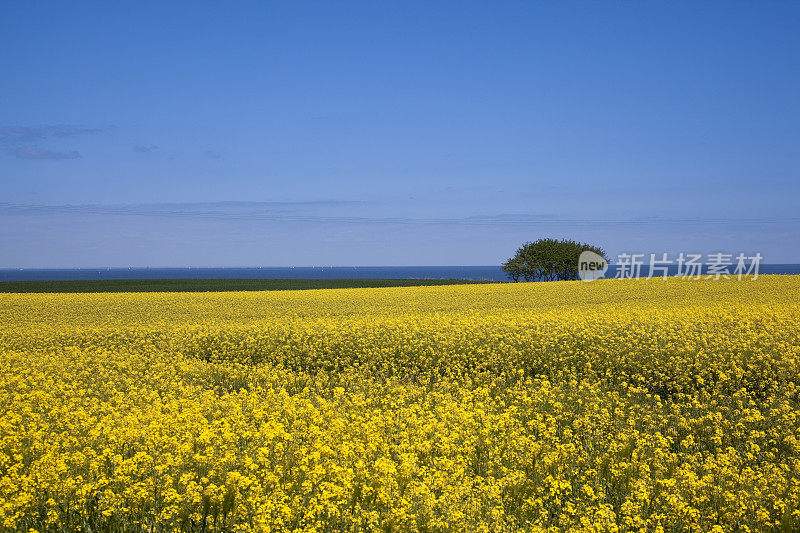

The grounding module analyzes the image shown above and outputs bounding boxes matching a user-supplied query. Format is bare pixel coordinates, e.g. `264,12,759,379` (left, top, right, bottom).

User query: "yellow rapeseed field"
1,276,799,532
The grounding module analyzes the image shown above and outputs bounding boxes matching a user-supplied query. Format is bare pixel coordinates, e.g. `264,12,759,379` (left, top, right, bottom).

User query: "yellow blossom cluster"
0,276,799,531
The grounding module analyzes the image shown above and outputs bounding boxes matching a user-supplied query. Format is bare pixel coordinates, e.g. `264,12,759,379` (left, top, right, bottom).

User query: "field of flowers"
1,276,799,532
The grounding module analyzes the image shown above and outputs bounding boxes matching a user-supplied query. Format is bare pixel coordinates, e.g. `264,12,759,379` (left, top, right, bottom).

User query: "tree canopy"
502,238,608,282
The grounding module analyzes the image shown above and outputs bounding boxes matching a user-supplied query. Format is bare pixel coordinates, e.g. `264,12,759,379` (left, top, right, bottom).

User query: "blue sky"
1,1,798,267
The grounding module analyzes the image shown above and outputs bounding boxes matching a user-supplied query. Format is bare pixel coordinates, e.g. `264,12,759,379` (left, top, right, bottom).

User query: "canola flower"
0,276,799,531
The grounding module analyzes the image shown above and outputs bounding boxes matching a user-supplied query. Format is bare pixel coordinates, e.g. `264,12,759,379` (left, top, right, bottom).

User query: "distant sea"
2,265,800,282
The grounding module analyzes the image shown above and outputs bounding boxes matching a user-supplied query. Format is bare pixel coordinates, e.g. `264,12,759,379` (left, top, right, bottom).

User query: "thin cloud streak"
0,202,798,228
133,144,159,153
9,146,81,160
0,125,104,143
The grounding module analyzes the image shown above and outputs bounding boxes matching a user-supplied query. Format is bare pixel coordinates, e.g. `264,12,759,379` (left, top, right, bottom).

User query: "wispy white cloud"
1,124,103,161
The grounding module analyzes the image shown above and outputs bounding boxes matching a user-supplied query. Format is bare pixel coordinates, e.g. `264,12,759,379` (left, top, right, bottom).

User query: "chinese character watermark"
579,252,762,282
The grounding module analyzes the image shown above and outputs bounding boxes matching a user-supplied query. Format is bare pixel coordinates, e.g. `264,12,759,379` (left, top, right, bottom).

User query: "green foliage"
502,238,608,282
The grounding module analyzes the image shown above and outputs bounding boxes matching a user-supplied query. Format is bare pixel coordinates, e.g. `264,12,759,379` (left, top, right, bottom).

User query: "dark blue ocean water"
1,265,799,282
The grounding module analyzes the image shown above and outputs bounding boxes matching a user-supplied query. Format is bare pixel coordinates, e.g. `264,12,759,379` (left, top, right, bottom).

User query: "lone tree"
502,238,608,282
